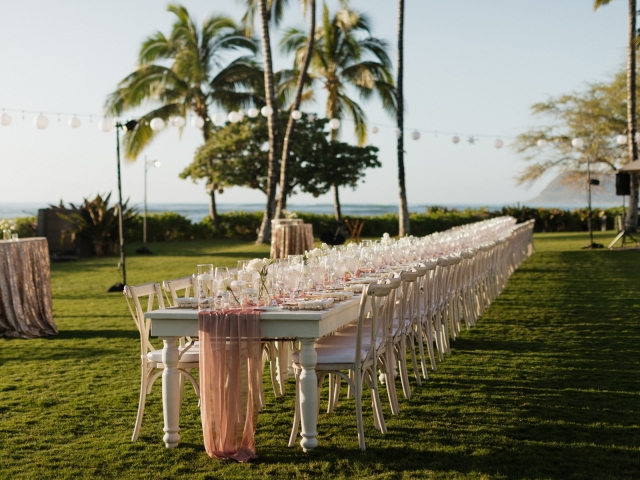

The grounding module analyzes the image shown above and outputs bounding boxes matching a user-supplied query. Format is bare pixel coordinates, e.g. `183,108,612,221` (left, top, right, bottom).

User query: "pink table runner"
198,309,262,462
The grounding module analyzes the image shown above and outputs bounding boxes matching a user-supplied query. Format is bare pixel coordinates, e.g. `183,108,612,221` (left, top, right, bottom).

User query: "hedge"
6,206,631,246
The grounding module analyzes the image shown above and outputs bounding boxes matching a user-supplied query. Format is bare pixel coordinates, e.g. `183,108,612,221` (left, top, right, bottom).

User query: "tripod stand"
608,194,640,248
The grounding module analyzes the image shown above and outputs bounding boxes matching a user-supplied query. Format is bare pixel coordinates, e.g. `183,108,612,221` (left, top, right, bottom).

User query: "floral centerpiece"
218,277,240,307
246,258,274,304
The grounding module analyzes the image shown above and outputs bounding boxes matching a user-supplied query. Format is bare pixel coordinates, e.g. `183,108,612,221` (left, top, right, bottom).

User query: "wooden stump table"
270,220,314,259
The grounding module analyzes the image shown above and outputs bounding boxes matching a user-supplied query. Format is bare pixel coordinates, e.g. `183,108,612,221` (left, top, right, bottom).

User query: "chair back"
124,282,165,356
356,282,394,369
162,275,196,306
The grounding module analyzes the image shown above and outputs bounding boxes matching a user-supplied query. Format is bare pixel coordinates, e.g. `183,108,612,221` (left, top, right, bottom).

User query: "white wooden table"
145,296,361,452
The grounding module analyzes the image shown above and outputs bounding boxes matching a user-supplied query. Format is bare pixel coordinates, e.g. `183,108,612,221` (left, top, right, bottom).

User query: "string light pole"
105,118,138,292
572,137,603,249
137,157,161,255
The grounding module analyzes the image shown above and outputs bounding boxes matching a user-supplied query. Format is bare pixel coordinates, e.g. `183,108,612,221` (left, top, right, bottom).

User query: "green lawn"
1,232,639,479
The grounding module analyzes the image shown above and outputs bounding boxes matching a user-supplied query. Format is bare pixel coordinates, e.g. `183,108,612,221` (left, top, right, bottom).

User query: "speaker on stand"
608,172,638,248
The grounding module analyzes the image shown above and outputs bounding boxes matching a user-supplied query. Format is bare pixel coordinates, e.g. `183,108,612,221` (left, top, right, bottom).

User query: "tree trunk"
255,0,280,244
208,187,220,228
396,0,411,237
201,119,220,229
333,184,341,222
625,0,638,232
275,0,316,221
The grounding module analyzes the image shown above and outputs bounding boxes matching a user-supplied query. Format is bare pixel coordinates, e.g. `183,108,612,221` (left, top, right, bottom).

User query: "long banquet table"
145,296,362,451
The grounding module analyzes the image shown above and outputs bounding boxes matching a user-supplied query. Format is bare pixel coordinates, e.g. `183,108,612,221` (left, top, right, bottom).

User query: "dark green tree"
181,115,380,221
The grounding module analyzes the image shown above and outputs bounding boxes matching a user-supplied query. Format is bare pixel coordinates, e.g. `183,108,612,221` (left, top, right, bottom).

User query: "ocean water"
0,201,592,221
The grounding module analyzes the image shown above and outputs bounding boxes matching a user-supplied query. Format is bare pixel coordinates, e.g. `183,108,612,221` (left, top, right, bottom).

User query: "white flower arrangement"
245,258,274,297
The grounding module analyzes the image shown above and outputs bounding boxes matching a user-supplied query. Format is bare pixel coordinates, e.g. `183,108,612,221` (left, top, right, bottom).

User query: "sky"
0,0,630,209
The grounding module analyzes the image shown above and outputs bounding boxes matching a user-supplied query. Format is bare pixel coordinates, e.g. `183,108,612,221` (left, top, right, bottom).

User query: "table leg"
161,337,181,448
298,338,318,452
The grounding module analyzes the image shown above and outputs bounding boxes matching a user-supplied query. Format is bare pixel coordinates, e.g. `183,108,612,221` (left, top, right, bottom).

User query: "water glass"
11,233,18,241
196,264,214,310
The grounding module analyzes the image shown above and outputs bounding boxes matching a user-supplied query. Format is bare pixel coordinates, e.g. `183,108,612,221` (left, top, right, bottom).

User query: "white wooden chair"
124,282,199,442
162,275,196,306
288,283,393,451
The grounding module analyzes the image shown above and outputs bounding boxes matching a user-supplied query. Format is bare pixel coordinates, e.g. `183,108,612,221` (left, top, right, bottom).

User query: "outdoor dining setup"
125,217,535,461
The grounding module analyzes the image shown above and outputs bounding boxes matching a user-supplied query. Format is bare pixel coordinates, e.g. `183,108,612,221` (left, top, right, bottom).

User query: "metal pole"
143,156,147,246
587,154,594,247
116,125,126,286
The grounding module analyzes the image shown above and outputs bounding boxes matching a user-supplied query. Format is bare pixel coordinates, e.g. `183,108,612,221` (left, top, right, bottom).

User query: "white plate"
257,305,283,311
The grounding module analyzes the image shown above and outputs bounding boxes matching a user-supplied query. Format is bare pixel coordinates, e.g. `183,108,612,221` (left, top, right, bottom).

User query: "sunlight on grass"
1,232,639,479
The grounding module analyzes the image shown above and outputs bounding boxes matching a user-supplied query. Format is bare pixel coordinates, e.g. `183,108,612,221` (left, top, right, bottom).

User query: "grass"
1,231,639,479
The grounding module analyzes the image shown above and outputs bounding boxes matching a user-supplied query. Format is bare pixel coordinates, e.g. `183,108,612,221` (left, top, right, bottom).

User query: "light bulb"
150,117,165,131
329,118,341,130
99,118,113,132
191,116,205,129
494,139,504,149
34,114,49,130
291,110,302,120
261,106,274,117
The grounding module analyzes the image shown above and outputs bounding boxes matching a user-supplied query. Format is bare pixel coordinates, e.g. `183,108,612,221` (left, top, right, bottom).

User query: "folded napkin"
345,284,366,293
199,309,262,462
306,291,354,301
282,298,334,310
176,297,198,308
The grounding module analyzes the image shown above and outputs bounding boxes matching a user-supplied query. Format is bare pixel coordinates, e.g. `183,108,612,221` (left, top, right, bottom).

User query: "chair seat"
146,348,200,364
316,331,384,349
292,345,369,365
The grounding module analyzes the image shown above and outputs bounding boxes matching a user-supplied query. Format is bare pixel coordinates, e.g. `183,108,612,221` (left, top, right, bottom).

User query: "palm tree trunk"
256,0,280,245
275,0,316,221
333,184,342,222
625,0,638,232
396,0,410,237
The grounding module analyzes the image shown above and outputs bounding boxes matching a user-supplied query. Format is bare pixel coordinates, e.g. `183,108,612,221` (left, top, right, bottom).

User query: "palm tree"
281,4,396,220
594,0,638,231
274,0,316,221
105,3,260,227
239,0,291,244
396,0,410,236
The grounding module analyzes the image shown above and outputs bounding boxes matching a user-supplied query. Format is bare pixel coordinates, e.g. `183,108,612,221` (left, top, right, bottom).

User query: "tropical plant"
57,193,136,257
395,0,410,236
594,0,638,230
281,4,397,146
515,69,635,185
104,3,261,227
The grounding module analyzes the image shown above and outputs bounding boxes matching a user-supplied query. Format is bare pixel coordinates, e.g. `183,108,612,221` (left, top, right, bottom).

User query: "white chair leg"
354,374,366,451
132,365,148,442
408,332,422,386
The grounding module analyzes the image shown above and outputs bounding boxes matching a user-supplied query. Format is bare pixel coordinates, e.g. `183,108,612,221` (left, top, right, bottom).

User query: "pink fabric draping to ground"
198,309,262,462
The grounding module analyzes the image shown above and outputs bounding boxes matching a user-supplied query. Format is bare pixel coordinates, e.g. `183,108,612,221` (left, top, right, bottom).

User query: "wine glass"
284,267,301,300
